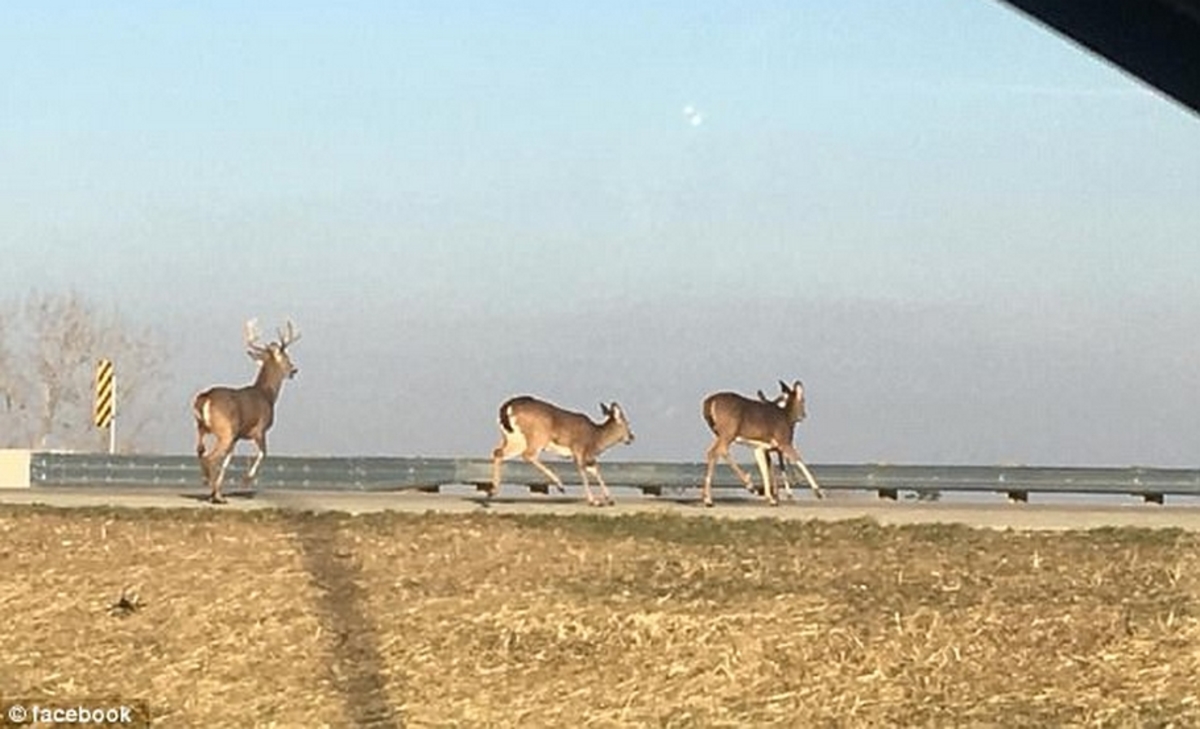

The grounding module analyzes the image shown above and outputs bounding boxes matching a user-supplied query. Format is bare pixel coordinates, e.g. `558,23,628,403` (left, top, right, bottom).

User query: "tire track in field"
290,511,402,728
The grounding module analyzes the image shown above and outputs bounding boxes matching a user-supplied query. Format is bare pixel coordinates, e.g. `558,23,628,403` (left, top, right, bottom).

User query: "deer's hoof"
703,499,714,508
210,495,227,505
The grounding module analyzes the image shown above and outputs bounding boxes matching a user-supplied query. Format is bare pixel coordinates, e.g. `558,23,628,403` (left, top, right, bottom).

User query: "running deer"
701,379,823,507
192,319,300,503
490,396,635,506
756,386,795,501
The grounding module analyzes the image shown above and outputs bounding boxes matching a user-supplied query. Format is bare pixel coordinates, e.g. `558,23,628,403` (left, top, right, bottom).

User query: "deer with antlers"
192,319,300,504
701,379,823,507
490,396,635,506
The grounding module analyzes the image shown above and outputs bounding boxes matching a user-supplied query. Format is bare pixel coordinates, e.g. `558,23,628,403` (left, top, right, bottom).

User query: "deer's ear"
778,380,789,393
600,402,611,416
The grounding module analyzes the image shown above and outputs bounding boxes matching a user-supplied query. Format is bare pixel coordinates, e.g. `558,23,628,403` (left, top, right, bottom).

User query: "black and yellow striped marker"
94,358,115,429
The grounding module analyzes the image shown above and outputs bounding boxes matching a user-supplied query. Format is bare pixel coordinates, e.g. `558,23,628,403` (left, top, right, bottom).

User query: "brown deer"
192,319,300,503
490,396,635,506
756,386,795,501
701,379,823,507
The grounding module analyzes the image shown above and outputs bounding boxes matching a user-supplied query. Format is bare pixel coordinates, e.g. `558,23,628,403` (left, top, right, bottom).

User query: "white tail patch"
194,395,212,429
500,427,528,456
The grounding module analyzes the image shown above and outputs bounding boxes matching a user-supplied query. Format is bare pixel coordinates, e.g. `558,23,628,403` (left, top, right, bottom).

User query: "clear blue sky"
2,1,1198,465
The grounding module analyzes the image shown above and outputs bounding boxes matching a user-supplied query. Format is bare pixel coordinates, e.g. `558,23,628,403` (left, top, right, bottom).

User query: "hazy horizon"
3,2,1198,467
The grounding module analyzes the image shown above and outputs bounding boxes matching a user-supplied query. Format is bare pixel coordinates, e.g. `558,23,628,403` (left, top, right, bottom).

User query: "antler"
277,319,301,349
244,319,269,355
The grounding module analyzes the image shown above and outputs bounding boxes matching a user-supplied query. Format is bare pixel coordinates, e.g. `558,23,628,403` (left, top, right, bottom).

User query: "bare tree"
26,290,94,449
0,305,28,423
0,289,170,452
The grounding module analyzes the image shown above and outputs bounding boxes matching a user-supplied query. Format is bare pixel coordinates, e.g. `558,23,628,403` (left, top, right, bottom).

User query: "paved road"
3,486,1200,531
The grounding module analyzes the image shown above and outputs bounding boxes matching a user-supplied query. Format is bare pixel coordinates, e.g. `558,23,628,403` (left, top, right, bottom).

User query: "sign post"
94,358,115,454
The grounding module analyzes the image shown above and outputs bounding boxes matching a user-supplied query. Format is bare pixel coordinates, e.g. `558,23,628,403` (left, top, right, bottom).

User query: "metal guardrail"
23,452,1200,503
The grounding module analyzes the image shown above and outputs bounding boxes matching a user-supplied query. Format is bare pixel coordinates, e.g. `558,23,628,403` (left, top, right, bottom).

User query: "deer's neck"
253,364,287,403
785,399,805,424
595,418,626,452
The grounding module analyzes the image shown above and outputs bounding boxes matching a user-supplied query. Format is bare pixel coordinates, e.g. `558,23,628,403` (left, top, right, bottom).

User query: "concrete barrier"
0,450,31,489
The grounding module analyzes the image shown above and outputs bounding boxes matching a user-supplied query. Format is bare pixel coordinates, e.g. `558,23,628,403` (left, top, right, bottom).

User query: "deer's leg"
702,440,723,507
522,451,568,496
575,461,601,506
721,450,757,494
584,463,614,506
775,450,795,500
580,460,614,505
243,434,266,488
490,431,527,497
780,444,824,499
752,447,778,506
704,438,754,505
196,428,212,483
206,439,236,504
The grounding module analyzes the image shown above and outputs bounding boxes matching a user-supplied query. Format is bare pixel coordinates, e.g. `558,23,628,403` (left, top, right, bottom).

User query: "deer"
756,386,796,501
192,319,300,504
701,379,823,507
490,395,635,506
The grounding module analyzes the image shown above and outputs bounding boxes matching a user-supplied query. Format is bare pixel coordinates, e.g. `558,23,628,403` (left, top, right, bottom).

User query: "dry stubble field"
1,504,1199,728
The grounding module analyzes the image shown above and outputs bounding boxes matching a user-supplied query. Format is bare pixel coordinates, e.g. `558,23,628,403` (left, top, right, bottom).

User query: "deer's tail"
498,401,515,433
192,391,212,429
702,396,718,432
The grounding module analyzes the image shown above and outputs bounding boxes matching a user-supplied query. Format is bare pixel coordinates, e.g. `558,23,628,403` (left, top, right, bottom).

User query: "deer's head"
245,319,301,380
600,401,635,444
778,380,807,423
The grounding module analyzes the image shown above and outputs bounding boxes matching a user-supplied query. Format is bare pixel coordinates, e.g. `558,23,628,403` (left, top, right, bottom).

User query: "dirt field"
1,505,1198,728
